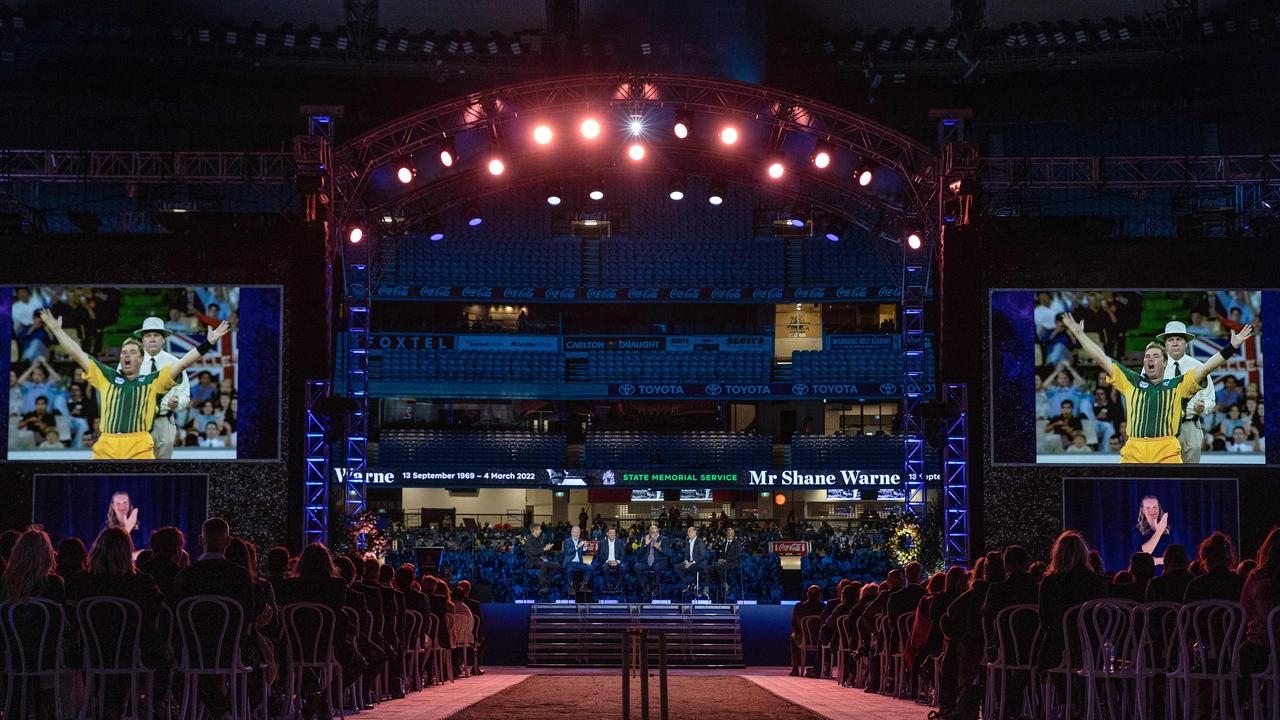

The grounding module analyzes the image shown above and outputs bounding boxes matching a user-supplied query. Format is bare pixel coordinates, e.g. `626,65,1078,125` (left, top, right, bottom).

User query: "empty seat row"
583,350,773,383
584,430,771,469
376,349,563,383
791,348,936,385
377,429,567,468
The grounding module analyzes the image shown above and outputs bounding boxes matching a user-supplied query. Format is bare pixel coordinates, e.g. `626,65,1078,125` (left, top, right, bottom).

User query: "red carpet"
448,673,825,719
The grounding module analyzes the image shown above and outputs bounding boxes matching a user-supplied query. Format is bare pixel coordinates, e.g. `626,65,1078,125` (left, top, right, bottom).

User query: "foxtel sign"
747,470,903,486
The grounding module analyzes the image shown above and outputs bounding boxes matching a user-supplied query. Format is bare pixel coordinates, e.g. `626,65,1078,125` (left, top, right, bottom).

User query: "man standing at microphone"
122,317,193,459
1157,321,1215,463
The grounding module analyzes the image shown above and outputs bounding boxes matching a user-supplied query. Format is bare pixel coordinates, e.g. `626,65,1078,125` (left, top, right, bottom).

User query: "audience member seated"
55,536,88,582
66,527,172,714
1145,543,1192,603
455,580,483,676
1240,527,1280,675
2,526,66,604
1109,552,1155,603
1184,531,1245,602
138,526,186,606
789,584,824,677
276,543,364,710
1035,531,1107,673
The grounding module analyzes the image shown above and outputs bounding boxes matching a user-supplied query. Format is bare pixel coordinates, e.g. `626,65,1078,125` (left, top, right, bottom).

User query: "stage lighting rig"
812,141,835,170
394,156,416,184
437,140,457,168
854,160,876,186
707,181,726,206
668,176,686,201
580,117,602,139
466,205,483,226
673,111,692,139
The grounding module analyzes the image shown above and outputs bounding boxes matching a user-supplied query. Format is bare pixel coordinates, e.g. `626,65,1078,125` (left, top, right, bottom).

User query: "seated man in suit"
173,517,259,719
593,526,628,596
677,526,708,593
632,524,669,598
522,524,560,596
711,526,744,599
561,524,593,592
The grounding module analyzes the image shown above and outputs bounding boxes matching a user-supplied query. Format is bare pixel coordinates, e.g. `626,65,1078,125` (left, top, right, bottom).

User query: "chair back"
445,610,457,646
364,609,375,643
1077,599,1144,672
281,602,337,667
175,594,246,672
1142,601,1180,671
992,603,1039,668
837,612,855,651
894,611,915,654
800,615,821,647
404,609,424,651
424,612,439,648
1173,600,1244,675
341,606,360,646
77,596,145,671
0,598,66,674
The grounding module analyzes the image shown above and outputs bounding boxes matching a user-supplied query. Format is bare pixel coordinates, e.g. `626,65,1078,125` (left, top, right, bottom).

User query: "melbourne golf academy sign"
336,466,933,488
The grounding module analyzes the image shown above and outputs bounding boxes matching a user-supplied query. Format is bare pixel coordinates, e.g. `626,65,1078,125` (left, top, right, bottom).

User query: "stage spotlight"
628,115,644,136
668,176,686,201
823,220,845,242
533,124,554,145
854,160,876,187
907,230,923,249
766,155,786,180
580,117,601,139
424,218,445,241
812,142,835,170
546,187,563,206
588,178,605,201
394,157,416,184
487,157,505,176
720,126,739,145
347,226,364,244
466,206,483,227
708,181,726,206
627,142,646,161
673,111,692,139
789,207,809,228
438,140,457,168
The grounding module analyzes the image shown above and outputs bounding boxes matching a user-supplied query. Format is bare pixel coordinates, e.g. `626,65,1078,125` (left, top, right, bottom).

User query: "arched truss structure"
324,73,946,549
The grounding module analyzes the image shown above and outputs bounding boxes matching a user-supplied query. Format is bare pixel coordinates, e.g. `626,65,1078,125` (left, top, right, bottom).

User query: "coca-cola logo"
587,288,619,300
751,288,783,299
878,287,899,297
794,287,827,299
710,288,742,299
667,288,701,300
461,286,494,297
627,288,659,299
770,541,809,556
418,286,452,298
835,287,868,298
544,288,578,299
377,285,410,297
503,288,535,299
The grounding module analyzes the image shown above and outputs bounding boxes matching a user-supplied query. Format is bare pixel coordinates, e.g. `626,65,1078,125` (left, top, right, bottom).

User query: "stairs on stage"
527,603,744,668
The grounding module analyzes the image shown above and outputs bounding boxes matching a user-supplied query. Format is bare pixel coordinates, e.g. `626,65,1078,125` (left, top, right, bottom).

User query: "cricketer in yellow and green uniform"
1106,363,1201,464
1061,309,1253,465
82,358,179,459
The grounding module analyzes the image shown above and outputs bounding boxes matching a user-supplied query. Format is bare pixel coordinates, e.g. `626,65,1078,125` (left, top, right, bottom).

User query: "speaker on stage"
780,568,803,600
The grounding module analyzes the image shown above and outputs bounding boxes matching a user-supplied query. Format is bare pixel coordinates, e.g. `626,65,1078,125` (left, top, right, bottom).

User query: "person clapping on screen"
1133,495,1172,566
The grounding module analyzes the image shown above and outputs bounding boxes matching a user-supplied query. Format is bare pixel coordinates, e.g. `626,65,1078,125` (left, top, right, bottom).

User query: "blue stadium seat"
580,350,773,383
376,429,567,469
373,349,563,383
584,430,771,469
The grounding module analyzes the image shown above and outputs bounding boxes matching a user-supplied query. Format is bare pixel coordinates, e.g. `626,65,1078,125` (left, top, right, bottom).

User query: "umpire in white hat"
117,316,192,459
1157,320,1215,463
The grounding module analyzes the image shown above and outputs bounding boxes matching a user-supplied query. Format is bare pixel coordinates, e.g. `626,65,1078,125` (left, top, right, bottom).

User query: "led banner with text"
341,466,931,489
358,284,907,302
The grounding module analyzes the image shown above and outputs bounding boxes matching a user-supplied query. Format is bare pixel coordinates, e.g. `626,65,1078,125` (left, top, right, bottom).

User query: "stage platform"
483,602,793,667
528,602,743,667
350,667,925,719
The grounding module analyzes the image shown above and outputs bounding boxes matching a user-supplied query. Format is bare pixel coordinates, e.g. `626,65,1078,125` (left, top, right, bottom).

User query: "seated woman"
66,527,171,718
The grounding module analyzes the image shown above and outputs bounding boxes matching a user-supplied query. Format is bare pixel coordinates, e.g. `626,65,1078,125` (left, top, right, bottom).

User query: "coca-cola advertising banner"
769,541,811,557
354,284,906,302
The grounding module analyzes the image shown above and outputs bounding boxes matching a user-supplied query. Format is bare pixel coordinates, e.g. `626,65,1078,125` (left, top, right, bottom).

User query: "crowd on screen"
785,524,1280,720
0,514,480,719
9,286,240,451
1034,290,1264,454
